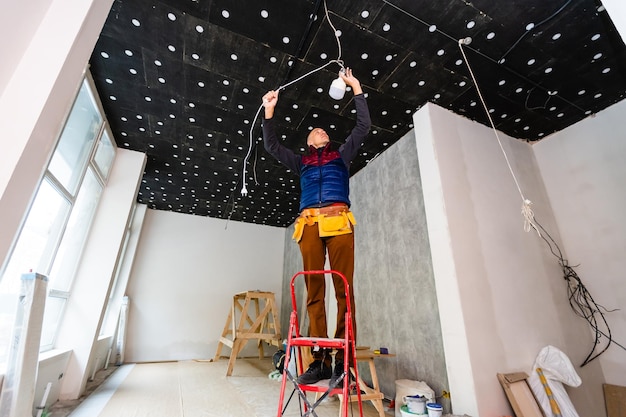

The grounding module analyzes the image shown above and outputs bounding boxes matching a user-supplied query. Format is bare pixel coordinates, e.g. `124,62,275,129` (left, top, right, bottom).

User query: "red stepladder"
276,270,363,417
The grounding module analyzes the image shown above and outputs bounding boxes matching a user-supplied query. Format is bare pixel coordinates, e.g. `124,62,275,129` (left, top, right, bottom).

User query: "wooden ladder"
214,290,282,376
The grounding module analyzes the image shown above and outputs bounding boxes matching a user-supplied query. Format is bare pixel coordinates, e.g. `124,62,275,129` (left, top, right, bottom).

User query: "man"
261,68,371,386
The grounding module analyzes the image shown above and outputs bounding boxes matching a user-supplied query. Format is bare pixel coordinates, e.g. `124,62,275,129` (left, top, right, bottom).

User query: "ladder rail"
277,270,364,417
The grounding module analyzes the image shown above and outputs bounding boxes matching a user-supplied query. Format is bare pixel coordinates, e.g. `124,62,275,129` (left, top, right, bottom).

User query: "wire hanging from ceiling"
458,39,621,366
239,0,345,197
225,0,345,227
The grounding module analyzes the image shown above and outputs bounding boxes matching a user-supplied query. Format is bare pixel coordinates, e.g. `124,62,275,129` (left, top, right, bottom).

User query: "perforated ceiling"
89,0,626,227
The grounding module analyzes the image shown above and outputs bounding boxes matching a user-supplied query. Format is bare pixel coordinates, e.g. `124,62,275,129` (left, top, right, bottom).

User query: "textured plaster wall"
280,130,448,406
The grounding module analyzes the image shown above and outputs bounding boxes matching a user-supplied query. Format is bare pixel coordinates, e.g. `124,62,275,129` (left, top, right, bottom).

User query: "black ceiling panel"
90,0,626,227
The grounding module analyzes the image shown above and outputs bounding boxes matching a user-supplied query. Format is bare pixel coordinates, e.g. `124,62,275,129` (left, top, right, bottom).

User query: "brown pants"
298,223,356,362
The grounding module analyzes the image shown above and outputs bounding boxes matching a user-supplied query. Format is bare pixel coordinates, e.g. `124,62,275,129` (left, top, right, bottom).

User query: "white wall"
0,0,114,283
604,0,626,45
125,210,286,363
415,103,605,417
534,100,626,386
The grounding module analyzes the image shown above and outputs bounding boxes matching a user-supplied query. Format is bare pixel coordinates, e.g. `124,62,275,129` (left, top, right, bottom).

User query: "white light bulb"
329,77,346,100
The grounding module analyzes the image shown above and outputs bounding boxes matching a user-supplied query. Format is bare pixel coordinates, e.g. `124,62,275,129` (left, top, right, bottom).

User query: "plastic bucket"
395,380,434,417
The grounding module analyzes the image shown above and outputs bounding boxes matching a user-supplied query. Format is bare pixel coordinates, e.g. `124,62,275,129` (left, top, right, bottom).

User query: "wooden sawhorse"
339,349,395,417
214,290,281,376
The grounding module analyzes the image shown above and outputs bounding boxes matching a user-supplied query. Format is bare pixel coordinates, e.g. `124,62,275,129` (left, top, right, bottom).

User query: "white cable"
239,0,344,197
458,40,540,236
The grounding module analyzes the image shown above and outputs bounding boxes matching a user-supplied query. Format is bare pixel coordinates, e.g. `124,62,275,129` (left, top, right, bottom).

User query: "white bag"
527,345,581,417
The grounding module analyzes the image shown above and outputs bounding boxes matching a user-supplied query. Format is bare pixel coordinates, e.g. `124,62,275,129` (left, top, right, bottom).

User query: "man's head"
307,128,330,149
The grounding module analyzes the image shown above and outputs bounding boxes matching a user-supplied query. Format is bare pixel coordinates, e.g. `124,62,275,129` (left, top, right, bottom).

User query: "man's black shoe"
329,360,347,388
297,360,332,385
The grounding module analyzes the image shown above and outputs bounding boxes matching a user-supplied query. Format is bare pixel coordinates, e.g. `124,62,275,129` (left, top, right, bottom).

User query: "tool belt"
292,205,356,242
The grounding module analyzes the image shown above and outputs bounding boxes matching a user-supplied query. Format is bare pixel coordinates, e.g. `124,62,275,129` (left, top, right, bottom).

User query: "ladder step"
289,336,347,349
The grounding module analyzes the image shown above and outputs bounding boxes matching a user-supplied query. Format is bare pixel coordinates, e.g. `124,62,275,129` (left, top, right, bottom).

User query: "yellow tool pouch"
317,211,356,238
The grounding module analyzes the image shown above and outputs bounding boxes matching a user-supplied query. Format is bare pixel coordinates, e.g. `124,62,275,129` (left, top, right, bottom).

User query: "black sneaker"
297,360,331,385
329,360,346,388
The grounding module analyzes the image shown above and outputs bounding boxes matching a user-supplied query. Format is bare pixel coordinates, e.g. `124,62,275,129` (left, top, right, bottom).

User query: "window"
0,75,116,363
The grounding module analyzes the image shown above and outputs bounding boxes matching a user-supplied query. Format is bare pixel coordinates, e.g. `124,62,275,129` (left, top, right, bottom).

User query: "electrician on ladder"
261,67,371,388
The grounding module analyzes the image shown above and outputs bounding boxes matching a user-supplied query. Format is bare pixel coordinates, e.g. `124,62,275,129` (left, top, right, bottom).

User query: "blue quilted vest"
299,145,350,211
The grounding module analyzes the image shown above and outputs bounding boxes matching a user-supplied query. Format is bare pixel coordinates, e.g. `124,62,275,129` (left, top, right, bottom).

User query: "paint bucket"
403,395,427,414
426,403,443,417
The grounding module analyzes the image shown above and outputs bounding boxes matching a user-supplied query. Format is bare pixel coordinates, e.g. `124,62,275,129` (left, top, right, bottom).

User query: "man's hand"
339,68,363,95
262,90,279,119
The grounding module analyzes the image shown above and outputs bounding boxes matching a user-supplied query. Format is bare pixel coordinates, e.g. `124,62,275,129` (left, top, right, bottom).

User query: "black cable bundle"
533,219,623,366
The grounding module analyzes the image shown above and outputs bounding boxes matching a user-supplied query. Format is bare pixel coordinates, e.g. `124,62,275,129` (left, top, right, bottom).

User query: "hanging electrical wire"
224,0,345,227
533,218,623,366
458,39,621,366
239,0,345,197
